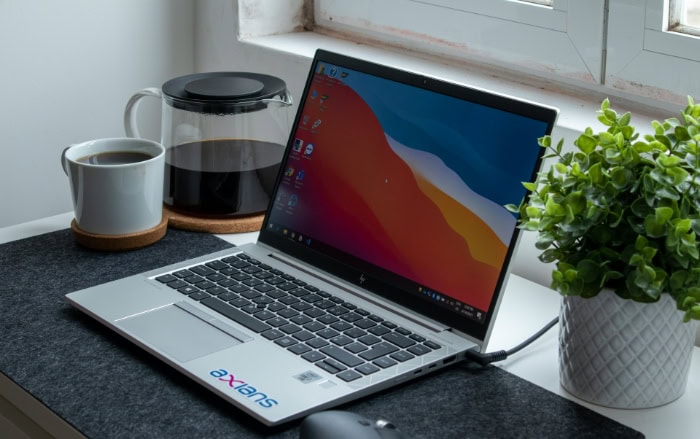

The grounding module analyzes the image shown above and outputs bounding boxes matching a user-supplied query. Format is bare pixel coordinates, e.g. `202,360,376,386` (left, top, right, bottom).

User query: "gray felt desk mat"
0,229,643,438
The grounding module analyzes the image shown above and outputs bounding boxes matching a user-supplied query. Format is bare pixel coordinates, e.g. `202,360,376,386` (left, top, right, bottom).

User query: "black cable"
464,316,559,366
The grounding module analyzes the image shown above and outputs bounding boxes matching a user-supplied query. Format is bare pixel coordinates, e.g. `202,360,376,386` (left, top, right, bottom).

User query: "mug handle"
124,87,162,138
60,146,71,175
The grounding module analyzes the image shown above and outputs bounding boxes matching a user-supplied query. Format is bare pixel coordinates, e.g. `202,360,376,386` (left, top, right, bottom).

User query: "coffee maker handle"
124,88,162,138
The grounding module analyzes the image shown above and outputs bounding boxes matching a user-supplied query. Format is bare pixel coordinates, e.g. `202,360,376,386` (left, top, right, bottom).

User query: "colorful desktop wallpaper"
271,63,547,312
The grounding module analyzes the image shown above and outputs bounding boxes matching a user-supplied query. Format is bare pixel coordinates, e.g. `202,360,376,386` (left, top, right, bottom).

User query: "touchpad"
117,304,241,363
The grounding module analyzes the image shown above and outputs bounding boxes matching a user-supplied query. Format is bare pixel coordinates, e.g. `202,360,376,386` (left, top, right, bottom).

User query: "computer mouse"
299,410,407,439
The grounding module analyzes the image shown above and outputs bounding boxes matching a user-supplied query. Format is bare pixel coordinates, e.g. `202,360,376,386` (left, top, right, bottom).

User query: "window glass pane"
685,0,700,26
670,0,700,34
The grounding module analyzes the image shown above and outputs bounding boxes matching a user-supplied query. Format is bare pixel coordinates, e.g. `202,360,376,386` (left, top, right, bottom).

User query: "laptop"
66,49,558,426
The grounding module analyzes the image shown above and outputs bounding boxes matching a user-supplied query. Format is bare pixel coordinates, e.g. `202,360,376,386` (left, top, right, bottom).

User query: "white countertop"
1,212,698,438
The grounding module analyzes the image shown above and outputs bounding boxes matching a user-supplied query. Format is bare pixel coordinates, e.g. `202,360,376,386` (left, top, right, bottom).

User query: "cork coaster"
163,205,264,234
71,216,168,251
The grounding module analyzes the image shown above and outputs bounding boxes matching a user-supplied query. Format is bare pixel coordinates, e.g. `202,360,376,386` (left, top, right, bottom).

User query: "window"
606,0,700,105
236,0,700,109
314,0,606,84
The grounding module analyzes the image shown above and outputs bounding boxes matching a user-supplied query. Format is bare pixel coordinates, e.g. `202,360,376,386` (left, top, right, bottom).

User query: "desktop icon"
304,144,315,157
293,138,304,152
285,167,295,177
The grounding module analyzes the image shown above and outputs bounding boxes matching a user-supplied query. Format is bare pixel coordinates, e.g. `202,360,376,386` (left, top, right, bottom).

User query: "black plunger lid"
161,72,288,114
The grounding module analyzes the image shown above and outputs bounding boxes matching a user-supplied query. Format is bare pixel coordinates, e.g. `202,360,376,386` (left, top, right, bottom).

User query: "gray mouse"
299,410,407,439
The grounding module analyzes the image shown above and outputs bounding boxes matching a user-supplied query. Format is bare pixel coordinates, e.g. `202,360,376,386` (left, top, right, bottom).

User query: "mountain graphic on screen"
295,74,513,310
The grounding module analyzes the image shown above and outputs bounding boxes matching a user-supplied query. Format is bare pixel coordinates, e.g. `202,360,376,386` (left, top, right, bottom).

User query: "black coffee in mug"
164,138,283,216
78,151,153,165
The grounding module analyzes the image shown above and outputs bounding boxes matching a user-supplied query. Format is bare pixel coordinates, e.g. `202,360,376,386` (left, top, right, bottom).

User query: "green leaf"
576,134,598,153
598,131,616,146
644,214,667,237
619,112,631,126
676,126,692,141
655,206,674,224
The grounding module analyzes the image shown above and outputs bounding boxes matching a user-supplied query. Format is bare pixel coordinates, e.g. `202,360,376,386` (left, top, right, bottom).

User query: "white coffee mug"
61,137,165,235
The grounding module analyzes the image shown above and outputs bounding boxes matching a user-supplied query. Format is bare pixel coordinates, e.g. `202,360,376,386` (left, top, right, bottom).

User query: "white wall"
0,0,195,228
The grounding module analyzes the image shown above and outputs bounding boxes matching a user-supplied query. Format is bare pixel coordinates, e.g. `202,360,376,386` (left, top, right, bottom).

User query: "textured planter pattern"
559,290,697,409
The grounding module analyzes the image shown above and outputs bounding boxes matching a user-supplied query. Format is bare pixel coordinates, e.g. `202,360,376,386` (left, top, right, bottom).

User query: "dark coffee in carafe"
164,139,283,216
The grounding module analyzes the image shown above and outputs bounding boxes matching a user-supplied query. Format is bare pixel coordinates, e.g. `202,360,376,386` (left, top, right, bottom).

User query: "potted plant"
507,97,700,408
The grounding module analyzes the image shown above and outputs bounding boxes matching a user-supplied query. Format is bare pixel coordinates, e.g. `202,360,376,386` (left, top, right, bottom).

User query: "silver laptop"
66,49,558,426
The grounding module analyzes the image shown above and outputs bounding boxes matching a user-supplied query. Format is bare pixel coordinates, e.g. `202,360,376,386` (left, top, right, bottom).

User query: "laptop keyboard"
155,252,442,383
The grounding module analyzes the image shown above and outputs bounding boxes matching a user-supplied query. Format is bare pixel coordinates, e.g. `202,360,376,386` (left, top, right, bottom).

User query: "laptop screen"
260,50,557,342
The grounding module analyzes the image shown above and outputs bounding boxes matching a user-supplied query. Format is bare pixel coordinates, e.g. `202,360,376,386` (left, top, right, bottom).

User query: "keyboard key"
303,321,325,332
218,292,238,302
330,335,353,346
266,317,288,327
330,321,352,332
188,291,210,301
344,328,366,339
306,337,330,349
290,315,312,325
206,286,228,296
253,310,275,321
424,341,442,350
279,295,300,305
293,330,315,342
355,363,380,375
358,334,381,346
291,302,313,312
317,314,339,325
354,319,377,330
317,358,347,373
368,325,391,336
395,327,412,336
177,285,199,295
262,329,284,340
341,312,362,323
317,328,340,339
277,308,299,319
206,260,229,270
267,302,286,312
302,351,326,363
165,280,188,289
303,308,325,318
288,343,311,355
337,370,363,382
390,351,415,362
408,344,432,356
278,282,299,291
173,269,194,278
321,346,364,367
156,274,178,284
275,336,298,348
382,332,416,349
191,265,216,276
343,341,369,354
359,342,398,361
280,323,302,334
201,297,271,333
373,356,398,368
345,342,368,354
328,306,349,316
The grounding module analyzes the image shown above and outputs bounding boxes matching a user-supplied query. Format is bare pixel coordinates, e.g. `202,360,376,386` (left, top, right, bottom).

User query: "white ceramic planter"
559,289,697,408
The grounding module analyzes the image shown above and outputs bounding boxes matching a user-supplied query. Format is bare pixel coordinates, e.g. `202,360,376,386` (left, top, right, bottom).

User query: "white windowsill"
240,30,667,139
